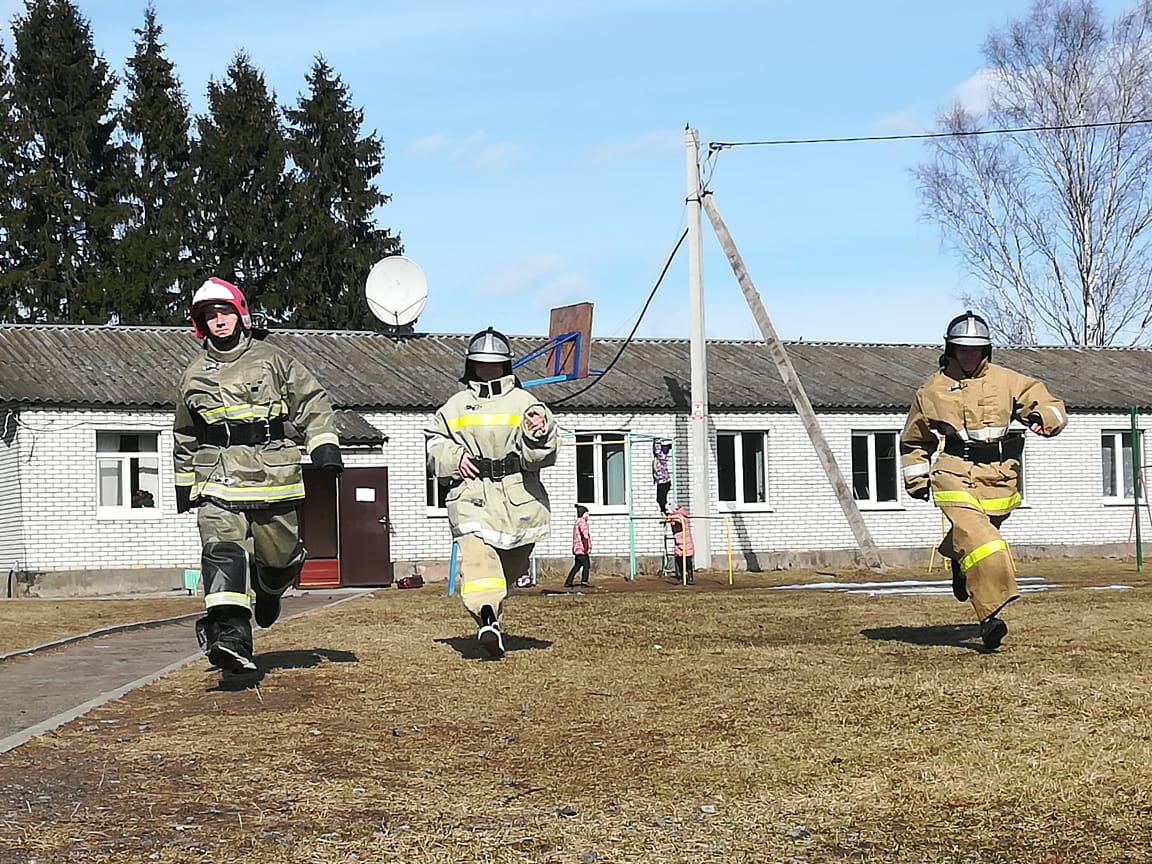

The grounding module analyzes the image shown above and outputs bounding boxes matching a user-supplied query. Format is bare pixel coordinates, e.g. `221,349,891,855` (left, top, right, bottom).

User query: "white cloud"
587,129,683,162
532,272,594,312
474,253,565,299
468,254,593,318
951,68,1003,116
407,131,527,170
872,111,924,135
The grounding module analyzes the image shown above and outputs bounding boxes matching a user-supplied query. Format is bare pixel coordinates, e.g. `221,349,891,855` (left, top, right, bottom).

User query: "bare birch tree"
915,0,1152,346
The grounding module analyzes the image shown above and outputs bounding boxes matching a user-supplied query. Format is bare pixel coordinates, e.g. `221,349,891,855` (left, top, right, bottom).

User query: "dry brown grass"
1,560,1151,863
0,596,203,656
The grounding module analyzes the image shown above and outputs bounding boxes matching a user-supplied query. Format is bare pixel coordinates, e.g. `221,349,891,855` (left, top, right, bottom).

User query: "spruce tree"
0,43,18,321
1,0,126,323
191,53,290,317
118,5,195,325
282,56,402,329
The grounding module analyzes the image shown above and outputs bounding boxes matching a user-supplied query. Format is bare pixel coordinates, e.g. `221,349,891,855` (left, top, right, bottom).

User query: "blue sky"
0,0,1134,343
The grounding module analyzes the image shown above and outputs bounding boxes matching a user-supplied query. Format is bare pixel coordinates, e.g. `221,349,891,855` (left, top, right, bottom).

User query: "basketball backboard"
546,302,593,380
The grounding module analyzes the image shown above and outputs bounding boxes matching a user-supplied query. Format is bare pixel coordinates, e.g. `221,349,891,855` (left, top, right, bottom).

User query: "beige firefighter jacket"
426,373,559,549
174,334,341,509
900,356,1066,516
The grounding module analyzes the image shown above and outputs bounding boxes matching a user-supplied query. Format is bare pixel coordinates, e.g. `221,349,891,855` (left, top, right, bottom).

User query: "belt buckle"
490,458,505,480
256,417,271,444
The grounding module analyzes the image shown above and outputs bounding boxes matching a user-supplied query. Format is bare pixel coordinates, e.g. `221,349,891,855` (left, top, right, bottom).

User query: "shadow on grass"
861,623,988,653
210,647,359,691
435,633,553,661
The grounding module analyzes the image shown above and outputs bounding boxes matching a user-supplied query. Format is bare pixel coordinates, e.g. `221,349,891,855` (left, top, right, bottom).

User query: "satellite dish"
365,256,428,328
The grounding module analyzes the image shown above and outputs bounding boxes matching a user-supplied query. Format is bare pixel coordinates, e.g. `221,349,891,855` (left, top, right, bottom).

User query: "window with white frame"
717,431,768,505
97,431,160,512
851,431,899,504
426,468,449,514
575,432,627,507
1102,429,1144,499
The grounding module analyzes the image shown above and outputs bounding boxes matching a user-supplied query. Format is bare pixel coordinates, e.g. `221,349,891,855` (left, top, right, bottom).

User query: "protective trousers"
456,533,532,626
197,502,307,618
938,509,1017,621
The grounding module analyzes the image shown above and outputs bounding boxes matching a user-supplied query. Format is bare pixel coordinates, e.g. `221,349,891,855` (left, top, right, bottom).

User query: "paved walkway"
0,589,373,754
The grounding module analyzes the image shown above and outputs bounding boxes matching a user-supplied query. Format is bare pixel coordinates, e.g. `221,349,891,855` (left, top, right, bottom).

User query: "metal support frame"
514,331,601,388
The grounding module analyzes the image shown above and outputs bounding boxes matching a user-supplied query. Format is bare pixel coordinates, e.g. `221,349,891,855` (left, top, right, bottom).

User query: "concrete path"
0,589,373,754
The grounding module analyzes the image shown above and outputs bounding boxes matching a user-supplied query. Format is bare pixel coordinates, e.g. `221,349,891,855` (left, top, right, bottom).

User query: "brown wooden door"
337,467,393,586
298,467,341,587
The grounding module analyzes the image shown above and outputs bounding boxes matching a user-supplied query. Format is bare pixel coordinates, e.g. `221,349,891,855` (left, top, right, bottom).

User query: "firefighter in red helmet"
174,277,343,674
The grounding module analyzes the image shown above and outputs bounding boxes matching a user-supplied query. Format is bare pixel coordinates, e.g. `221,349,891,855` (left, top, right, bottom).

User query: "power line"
708,117,1152,150
550,228,689,407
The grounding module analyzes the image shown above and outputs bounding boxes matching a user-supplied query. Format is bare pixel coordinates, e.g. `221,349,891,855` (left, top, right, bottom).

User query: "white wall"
17,408,199,571
12,405,1145,573
0,410,25,574
366,406,1147,566
15,408,388,572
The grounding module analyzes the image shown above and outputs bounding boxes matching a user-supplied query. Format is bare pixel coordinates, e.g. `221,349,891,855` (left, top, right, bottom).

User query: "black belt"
198,417,287,446
475,454,521,480
942,436,1024,463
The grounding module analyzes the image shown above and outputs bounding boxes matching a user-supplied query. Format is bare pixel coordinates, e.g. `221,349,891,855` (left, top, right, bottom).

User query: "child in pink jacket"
663,501,694,584
565,504,592,587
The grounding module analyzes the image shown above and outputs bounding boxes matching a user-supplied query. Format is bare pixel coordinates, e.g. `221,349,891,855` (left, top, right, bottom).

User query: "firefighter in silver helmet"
173,277,343,674
426,326,559,658
900,310,1066,650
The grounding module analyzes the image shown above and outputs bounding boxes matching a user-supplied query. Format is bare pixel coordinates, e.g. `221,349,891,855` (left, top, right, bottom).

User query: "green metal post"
626,430,636,580
1131,407,1142,572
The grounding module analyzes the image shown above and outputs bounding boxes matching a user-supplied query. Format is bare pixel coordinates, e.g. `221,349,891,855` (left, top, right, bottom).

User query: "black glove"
311,443,344,474
908,486,930,502
175,485,193,514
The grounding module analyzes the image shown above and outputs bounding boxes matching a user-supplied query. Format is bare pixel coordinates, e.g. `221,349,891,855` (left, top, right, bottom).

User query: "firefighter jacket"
426,373,558,549
174,334,341,510
900,356,1066,516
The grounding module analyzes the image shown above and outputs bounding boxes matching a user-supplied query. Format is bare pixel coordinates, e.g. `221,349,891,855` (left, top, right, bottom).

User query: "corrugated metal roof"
333,410,385,445
0,324,1150,412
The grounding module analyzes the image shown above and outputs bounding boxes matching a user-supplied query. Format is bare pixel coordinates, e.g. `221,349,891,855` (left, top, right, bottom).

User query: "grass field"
1,560,1150,863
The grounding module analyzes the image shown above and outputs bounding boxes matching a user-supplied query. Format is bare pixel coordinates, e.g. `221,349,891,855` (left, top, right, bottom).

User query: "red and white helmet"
191,277,252,338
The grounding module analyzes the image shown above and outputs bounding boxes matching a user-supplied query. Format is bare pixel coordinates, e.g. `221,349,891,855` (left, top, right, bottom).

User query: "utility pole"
700,189,884,571
685,127,712,569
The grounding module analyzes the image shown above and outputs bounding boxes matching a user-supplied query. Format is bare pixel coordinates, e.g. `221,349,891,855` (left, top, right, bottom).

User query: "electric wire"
550,227,689,406
707,117,1152,150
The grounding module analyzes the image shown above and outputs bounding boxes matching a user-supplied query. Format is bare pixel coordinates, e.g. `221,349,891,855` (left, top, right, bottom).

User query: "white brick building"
1,325,1149,595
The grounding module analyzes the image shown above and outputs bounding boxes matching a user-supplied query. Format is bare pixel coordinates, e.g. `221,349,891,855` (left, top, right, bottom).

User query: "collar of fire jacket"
204,330,254,363
468,373,518,399
943,355,989,381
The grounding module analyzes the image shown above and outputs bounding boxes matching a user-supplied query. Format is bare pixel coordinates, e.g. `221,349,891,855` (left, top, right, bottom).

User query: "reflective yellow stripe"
447,413,522,430
960,539,1009,573
175,474,195,485
199,402,288,422
307,432,340,451
205,592,252,609
194,481,306,502
461,577,507,594
933,490,1022,513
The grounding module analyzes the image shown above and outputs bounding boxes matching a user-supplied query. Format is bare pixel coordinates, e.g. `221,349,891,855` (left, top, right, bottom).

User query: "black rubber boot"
253,555,304,629
477,604,504,659
980,616,1008,651
206,611,256,673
